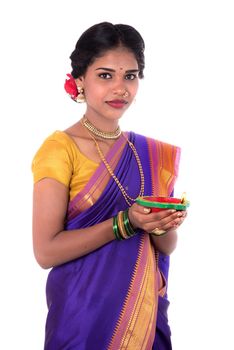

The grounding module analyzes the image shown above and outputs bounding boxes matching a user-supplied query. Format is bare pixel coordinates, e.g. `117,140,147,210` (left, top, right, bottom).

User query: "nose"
113,84,129,98
113,86,125,94
112,75,128,94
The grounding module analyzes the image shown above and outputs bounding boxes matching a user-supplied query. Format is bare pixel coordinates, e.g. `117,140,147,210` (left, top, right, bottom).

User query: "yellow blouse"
32,131,99,200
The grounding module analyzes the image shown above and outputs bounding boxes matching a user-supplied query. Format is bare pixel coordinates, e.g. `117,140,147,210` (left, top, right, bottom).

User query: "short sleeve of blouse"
32,131,74,187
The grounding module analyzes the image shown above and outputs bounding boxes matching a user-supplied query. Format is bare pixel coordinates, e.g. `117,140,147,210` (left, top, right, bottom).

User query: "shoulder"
31,130,81,175
31,131,79,186
128,131,181,153
41,130,77,149
33,131,79,161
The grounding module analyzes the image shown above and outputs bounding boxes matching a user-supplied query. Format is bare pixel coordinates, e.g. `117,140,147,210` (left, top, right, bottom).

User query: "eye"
98,73,112,79
125,73,137,80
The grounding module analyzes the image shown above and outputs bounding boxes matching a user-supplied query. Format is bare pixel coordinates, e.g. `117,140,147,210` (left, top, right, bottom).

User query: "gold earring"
76,86,86,103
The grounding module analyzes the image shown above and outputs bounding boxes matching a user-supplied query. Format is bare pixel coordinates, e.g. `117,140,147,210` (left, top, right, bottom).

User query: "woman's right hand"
128,203,187,255
128,202,186,234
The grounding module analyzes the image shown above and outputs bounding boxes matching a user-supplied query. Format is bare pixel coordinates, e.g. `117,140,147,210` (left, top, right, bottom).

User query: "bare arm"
32,178,115,269
33,178,186,268
150,230,178,255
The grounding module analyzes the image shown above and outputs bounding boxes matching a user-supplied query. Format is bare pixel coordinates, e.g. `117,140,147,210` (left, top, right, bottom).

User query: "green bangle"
123,209,136,237
113,215,123,241
117,211,129,239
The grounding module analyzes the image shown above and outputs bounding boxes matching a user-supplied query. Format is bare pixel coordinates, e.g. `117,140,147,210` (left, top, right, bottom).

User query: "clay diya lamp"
136,193,190,212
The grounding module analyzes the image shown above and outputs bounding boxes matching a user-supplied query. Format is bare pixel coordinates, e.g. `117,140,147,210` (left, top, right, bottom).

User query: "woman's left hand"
128,202,187,234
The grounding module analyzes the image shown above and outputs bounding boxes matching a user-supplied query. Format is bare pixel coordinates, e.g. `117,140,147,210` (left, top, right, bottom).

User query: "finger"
172,212,187,228
160,209,187,222
146,210,185,232
141,209,177,226
134,209,177,231
145,209,177,221
132,203,152,214
161,211,184,225
160,211,187,231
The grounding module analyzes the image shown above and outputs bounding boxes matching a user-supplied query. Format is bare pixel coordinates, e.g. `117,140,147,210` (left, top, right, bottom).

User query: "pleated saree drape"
44,132,180,350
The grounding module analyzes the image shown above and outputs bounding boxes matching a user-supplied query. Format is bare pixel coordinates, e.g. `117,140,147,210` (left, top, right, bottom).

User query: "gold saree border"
67,134,128,219
146,138,181,197
108,235,158,350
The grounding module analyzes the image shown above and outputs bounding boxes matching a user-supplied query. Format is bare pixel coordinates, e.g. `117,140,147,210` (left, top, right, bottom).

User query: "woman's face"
77,47,139,124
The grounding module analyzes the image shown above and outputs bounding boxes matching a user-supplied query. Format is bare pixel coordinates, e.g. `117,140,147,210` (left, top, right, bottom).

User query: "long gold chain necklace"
81,118,145,206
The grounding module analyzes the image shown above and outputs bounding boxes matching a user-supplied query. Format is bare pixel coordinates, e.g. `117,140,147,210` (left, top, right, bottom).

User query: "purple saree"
45,132,180,350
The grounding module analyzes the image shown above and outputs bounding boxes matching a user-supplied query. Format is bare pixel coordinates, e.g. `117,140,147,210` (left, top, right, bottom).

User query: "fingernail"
170,209,176,213
143,207,151,213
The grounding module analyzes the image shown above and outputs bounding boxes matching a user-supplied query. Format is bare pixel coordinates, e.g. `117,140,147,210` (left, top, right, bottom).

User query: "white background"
1,1,233,349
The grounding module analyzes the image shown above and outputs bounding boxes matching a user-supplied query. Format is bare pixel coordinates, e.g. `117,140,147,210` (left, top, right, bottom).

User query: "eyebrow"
95,67,139,73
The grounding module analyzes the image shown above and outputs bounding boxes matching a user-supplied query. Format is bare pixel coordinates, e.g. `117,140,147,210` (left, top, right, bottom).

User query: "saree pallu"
45,132,180,350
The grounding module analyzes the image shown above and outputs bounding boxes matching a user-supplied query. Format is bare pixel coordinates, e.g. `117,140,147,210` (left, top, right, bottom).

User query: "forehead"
90,48,138,70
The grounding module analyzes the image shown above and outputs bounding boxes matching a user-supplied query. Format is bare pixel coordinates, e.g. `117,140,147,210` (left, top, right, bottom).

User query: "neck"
83,112,120,132
81,115,121,140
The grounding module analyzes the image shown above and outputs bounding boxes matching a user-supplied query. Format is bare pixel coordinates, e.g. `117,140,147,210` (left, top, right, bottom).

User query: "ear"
75,76,84,86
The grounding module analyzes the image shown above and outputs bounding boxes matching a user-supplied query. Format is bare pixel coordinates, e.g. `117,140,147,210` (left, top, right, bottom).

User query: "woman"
32,22,187,350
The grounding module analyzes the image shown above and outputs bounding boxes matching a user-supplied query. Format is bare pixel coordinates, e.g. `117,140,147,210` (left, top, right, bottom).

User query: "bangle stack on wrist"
113,209,137,240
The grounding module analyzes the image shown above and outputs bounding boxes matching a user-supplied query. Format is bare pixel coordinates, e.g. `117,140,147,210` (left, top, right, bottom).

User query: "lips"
106,99,128,109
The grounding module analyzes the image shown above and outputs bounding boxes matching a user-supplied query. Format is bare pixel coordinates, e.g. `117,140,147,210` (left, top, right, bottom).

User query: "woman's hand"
128,203,187,255
128,203,187,233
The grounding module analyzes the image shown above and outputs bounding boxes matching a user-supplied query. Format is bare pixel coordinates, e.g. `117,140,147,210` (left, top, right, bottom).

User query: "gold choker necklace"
82,116,121,140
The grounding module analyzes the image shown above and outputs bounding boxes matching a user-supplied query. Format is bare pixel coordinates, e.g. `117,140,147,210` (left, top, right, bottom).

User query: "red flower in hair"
64,74,78,101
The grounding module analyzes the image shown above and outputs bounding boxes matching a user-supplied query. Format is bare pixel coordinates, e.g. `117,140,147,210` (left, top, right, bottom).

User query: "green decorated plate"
136,196,190,212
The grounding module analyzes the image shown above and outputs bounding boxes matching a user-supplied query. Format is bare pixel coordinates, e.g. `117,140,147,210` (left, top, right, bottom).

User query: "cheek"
84,84,104,101
130,83,139,97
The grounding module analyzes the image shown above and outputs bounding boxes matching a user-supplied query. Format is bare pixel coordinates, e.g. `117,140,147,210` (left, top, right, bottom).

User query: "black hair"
70,22,145,79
